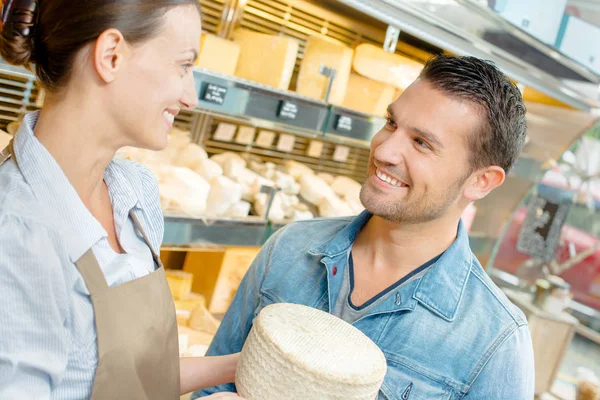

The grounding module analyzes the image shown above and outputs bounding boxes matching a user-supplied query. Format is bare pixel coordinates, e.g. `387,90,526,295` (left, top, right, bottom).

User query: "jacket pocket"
378,359,453,400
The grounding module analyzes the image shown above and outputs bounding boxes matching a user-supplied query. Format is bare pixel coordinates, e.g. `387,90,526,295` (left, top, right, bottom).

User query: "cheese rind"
196,33,241,76
353,44,423,90
297,36,353,105
233,29,299,90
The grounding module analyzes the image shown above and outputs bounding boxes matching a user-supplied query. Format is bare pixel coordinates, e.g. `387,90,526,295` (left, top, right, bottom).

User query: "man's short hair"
419,55,527,173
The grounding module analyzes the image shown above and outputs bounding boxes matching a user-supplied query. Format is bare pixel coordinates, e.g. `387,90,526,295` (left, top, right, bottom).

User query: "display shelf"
334,0,600,111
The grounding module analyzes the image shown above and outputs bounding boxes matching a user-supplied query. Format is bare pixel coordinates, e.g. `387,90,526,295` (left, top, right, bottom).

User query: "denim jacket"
194,211,535,399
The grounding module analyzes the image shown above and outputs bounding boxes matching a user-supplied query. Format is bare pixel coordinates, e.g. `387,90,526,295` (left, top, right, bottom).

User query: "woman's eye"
386,118,397,128
182,63,193,74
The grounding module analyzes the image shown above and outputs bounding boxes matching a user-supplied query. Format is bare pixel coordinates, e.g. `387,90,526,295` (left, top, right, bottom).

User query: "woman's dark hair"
0,0,202,91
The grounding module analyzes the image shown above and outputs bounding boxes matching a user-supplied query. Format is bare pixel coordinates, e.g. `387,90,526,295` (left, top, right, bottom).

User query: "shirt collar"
12,111,143,263
309,210,473,322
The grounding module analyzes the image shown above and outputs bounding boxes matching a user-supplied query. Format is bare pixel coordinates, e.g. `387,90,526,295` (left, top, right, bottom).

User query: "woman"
0,0,243,398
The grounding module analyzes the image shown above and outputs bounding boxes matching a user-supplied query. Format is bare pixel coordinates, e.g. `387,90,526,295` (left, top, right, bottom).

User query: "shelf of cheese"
193,29,421,119
117,126,365,226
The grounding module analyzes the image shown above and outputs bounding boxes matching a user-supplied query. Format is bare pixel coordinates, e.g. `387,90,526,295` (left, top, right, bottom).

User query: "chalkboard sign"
202,83,228,105
277,101,298,120
335,115,353,132
516,195,571,262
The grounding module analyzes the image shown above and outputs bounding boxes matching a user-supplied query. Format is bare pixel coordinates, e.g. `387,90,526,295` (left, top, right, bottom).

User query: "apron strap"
129,210,163,269
75,249,110,294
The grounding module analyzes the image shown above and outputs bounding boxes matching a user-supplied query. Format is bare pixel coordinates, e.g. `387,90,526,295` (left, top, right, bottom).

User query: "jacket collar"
309,210,473,321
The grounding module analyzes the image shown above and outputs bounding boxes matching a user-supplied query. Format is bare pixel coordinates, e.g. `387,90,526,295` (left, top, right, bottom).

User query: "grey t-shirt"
332,252,441,324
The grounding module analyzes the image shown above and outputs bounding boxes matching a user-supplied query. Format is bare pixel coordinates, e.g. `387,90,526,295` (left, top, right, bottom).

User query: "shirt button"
395,292,402,305
332,266,338,276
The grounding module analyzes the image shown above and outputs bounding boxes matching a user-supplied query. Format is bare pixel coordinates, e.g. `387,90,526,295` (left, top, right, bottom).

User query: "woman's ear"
93,29,127,84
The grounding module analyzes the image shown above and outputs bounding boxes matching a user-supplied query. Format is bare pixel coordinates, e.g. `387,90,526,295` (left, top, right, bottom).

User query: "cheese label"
277,134,296,152
333,145,350,163
277,100,299,120
335,115,353,132
202,83,228,105
307,140,324,158
213,123,237,142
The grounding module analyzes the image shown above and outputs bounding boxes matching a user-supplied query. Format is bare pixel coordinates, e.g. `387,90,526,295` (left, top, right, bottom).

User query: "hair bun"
0,0,38,66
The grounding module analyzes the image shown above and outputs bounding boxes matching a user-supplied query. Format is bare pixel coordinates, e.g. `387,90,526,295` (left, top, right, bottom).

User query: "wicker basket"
236,303,387,400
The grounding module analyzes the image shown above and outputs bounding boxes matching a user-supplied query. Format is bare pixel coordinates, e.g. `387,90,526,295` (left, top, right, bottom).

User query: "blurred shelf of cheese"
117,125,365,223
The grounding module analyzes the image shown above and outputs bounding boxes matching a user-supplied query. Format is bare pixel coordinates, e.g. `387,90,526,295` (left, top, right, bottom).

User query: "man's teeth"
163,111,175,124
376,169,405,188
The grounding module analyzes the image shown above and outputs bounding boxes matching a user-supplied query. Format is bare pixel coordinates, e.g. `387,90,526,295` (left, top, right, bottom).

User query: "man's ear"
93,29,127,84
463,166,506,201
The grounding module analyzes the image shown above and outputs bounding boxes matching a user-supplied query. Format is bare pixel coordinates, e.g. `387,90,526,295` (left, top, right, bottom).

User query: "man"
195,55,534,399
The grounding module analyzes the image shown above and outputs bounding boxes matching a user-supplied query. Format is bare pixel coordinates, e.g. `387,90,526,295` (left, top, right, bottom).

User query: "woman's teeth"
163,111,175,125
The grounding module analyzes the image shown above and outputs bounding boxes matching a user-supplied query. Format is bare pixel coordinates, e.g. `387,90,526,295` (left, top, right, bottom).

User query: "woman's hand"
204,393,246,399
180,354,240,394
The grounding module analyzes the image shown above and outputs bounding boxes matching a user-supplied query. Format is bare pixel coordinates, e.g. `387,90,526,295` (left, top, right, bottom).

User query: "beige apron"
1,140,180,399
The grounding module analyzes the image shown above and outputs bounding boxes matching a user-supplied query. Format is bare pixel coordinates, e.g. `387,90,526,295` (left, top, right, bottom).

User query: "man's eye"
386,118,397,128
182,63,193,74
415,138,430,149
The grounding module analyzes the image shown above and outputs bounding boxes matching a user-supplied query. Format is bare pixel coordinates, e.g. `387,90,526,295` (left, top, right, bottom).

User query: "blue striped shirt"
0,112,165,399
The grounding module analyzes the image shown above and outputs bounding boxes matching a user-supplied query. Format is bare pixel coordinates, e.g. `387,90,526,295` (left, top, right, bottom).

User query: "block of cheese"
166,270,194,300
206,176,243,217
233,29,299,90
275,171,300,195
285,160,314,180
194,158,223,181
296,36,353,105
160,167,211,215
174,293,206,314
211,152,247,177
178,143,208,170
331,176,362,202
319,194,354,218
343,73,396,117
316,173,335,185
0,130,11,149
196,33,241,76
226,201,252,218
254,192,286,222
353,44,423,90
299,174,336,205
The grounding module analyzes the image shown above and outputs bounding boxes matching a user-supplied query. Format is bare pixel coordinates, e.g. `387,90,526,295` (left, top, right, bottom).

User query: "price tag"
256,130,276,148
202,83,228,105
235,126,256,145
213,123,237,142
277,101,299,120
334,115,353,132
333,145,350,163
307,140,324,158
277,134,296,152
